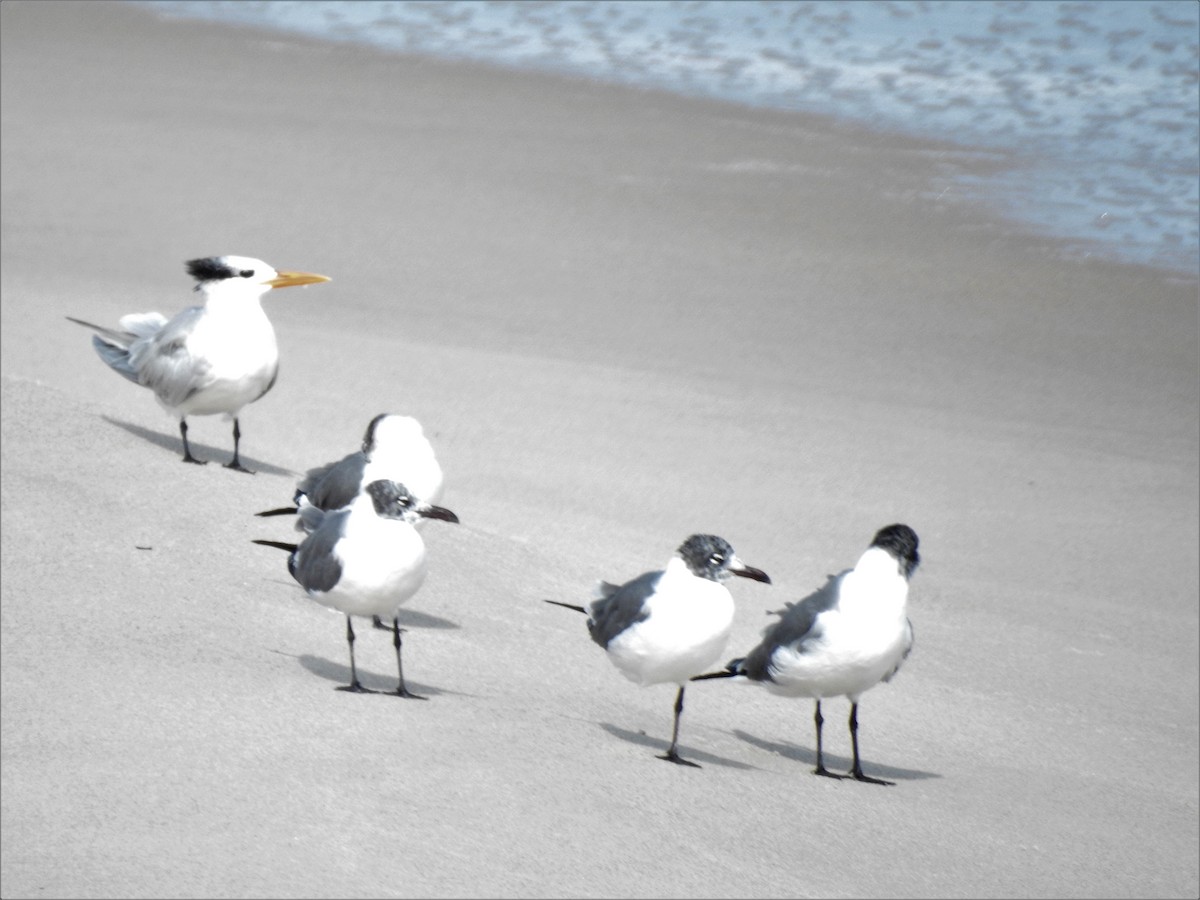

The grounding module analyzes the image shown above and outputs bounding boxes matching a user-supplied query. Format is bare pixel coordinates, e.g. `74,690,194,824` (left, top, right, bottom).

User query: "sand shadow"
733,728,941,782
599,722,756,770
297,653,447,697
102,415,293,476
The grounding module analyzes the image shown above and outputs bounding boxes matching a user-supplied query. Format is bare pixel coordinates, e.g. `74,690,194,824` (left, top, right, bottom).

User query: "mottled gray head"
364,479,459,525
870,524,920,579
677,534,771,584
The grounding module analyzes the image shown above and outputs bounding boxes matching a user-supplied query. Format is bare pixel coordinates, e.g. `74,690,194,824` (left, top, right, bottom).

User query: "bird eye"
709,553,725,566
239,269,254,278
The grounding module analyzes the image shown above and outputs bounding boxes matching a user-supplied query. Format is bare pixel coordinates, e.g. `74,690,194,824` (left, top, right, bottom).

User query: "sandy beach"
2,2,1197,897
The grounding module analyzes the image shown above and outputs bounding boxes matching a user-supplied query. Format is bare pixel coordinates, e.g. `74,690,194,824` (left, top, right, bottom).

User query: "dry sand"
2,2,1197,897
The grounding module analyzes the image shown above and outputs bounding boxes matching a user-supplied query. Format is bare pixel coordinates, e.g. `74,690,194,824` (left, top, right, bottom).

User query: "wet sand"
2,2,1197,897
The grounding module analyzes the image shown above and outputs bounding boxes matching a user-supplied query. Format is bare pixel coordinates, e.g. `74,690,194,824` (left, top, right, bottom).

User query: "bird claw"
387,688,427,700
336,682,378,694
657,750,701,769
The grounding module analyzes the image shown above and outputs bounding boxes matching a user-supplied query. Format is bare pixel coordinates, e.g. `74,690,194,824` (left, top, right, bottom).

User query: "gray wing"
290,509,348,594
297,452,368,509
125,306,213,407
586,570,661,649
296,501,328,535
739,571,847,682
882,617,914,683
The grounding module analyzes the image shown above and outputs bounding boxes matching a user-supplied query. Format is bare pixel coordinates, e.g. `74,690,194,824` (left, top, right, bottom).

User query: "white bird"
547,534,771,768
254,479,459,697
256,413,444,527
67,255,330,472
696,523,919,785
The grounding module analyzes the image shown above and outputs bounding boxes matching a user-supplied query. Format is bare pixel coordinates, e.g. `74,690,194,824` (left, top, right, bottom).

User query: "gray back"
740,571,846,682
586,570,661,649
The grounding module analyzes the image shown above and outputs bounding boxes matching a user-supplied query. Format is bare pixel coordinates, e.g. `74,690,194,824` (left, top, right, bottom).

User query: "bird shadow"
394,609,461,630
599,723,756,770
101,416,293,476
732,728,941,782
297,653,448,698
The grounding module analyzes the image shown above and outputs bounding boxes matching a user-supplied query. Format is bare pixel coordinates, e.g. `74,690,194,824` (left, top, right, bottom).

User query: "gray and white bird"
253,479,459,697
547,534,771,768
696,523,919,785
256,413,444,527
67,255,330,472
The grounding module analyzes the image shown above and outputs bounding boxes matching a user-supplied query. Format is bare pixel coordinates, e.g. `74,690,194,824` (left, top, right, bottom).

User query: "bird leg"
223,418,254,474
657,685,700,768
179,419,206,465
371,615,390,631
336,616,376,694
813,700,846,780
387,618,426,699
847,702,893,786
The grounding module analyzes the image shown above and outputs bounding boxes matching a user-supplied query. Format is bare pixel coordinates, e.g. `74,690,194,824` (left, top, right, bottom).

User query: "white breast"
606,560,735,687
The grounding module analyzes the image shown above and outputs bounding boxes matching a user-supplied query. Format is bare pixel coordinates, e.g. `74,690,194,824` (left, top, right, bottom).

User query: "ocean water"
140,0,1199,275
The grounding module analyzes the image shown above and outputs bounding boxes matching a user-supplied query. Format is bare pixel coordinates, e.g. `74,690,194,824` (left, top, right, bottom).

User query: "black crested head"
677,534,737,581
185,257,242,282
365,479,416,519
362,413,393,454
870,524,920,578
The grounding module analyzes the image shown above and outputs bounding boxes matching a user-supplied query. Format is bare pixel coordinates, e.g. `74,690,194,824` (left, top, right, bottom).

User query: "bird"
66,255,330,472
694,523,919,785
255,413,446,632
546,534,771,768
256,413,444,526
253,479,459,697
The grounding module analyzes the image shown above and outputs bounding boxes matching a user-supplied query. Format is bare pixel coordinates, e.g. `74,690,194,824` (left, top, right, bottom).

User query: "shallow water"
141,0,1199,274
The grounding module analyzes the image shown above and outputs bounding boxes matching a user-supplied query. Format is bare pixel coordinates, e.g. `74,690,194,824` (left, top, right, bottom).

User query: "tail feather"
65,315,136,347
66,316,142,383
691,657,746,682
544,599,588,614
252,539,298,553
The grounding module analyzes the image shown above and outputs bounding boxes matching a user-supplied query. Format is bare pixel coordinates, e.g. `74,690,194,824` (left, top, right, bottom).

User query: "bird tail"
252,539,298,553
690,657,746,682
544,599,588,614
65,316,143,384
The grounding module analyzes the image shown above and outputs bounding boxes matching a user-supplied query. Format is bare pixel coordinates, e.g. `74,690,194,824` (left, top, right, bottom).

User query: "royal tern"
67,255,330,472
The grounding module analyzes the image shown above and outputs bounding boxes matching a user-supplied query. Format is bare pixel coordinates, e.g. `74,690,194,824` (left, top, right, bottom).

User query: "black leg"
224,417,254,473
371,615,390,631
387,618,425,699
179,419,206,465
813,700,845,780
848,702,893,786
336,616,376,694
657,685,700,768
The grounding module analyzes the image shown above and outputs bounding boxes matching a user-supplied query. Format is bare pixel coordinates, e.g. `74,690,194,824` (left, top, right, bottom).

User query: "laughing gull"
256,413,444,526
67,255,330,472
547,534,771,768
254,479,459,697
255,413,446,631
696,524,919,785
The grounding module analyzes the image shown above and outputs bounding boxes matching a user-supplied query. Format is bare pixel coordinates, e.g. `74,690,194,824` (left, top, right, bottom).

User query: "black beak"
732,564,771,584
418,504,460,524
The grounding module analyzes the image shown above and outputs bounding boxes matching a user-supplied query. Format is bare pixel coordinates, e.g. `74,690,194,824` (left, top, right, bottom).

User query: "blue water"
141,0,1199,275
